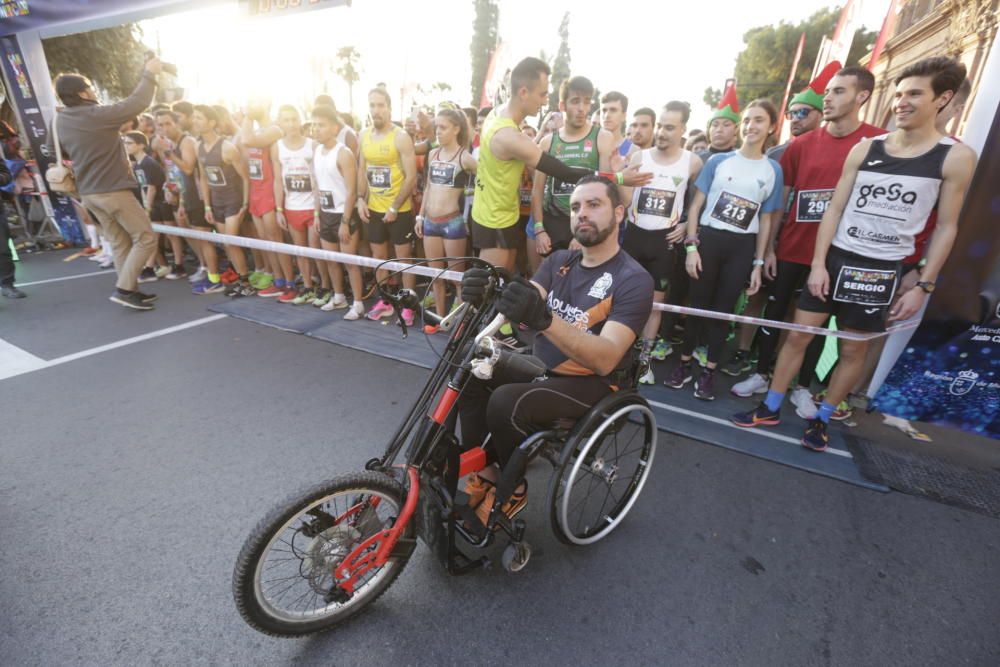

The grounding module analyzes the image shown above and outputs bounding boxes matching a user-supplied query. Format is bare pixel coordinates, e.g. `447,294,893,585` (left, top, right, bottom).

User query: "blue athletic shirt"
694,151,783,235
533,249,653,383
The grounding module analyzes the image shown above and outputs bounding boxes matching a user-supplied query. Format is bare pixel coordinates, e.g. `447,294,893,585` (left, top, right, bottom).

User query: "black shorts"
796,245,901,333
367,210,415,246
470,215,521,250
541,212,574,252
211,201,243,222
319,211,359,244
149,202,173,223
622,224,677,291
186,204,212,229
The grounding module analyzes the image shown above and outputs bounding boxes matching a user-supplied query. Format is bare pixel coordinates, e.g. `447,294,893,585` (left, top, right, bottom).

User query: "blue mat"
208,297,886,491
209,297,333,334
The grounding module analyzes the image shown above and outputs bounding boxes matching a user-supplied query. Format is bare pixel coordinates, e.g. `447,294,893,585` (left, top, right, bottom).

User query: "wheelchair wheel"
547,393,656,546
232,471,412,637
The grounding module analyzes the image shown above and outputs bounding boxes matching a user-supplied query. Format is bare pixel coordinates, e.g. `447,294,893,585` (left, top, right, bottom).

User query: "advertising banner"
0,33,83,244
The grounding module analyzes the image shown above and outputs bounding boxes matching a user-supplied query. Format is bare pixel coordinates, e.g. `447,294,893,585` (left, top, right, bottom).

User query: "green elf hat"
710,82,740,125
789,60,842,111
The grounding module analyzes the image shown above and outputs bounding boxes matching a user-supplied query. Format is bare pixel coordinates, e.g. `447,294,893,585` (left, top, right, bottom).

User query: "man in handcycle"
459,175,653,528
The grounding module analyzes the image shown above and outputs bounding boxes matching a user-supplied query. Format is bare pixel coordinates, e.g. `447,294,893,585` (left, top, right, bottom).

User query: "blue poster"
0,34,83,244
872,317,1000,438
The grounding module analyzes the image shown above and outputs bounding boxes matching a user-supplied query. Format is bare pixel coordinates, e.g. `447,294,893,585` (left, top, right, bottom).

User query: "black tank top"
198,137,243,208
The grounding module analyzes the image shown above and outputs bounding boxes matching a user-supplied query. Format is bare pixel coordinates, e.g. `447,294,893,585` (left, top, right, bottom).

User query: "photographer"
52,57,164,310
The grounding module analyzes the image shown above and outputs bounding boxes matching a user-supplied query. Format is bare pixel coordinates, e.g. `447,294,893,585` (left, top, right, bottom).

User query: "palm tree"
335,46,362,113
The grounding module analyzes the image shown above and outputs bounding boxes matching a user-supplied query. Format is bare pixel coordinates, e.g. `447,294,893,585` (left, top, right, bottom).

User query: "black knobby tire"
546,392,657,546
232,471,412,637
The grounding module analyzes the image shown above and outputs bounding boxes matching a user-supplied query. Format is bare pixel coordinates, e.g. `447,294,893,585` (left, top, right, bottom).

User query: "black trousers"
754,259,825,385
682,227,756,365
459,353,612,468
0,208,14,287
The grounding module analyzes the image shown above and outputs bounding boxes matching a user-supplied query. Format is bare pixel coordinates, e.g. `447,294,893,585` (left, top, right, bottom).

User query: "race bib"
284,173,311,193
205,166,227,187
710,191,760,231
367,165,392,189
428,161,457,187
248,158,264,181
796,189,833,223
319,190,336,211
135,169,148,188
553,179,576,196
636,187,676,218
832,265,898,306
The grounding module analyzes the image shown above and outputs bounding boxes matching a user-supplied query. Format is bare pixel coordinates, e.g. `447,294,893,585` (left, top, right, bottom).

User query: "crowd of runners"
50,52,977,452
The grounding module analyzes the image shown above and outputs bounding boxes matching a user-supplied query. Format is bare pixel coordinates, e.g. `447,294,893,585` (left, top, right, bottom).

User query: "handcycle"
232,259,658,637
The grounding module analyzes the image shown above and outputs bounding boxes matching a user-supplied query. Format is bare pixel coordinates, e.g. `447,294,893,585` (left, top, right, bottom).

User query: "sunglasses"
786,108,816,120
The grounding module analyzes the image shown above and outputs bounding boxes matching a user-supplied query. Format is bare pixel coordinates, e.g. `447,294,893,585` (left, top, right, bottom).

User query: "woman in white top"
271,105,330,305
311,104,365,319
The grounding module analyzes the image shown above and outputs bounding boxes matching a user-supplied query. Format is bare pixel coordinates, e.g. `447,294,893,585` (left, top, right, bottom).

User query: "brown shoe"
475,481,528,528
464,473,492,511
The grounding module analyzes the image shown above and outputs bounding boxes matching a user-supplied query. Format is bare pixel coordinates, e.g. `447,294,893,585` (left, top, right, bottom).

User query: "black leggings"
682,227,756,365
460,355,611,467
0,212,13,287
754,259,825,385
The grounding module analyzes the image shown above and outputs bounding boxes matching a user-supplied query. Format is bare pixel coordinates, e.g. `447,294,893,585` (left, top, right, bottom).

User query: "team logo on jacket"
588,272,613,299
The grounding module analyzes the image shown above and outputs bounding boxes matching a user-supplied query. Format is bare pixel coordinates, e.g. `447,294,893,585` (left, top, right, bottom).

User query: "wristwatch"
916,281,936,294
388,206,398,215
752,259,765,267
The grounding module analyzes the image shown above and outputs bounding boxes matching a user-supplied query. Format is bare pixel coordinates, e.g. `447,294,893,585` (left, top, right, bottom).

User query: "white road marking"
646,399,852,459
0,338,47,380
16,270,114,287
0,314,227,381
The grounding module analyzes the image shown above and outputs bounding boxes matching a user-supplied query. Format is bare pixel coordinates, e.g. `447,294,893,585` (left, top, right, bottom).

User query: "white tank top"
277,137,315,211
629,149,691,230
337,125,356,147
833,137,954,261
314,143,348,214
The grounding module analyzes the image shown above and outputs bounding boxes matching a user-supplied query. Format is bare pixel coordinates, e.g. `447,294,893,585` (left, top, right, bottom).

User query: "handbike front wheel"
232,471,412,637
548,395,657,546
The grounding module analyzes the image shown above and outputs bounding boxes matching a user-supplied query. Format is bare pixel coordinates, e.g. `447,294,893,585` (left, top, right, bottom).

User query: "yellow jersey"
361,126,412,213
471,111,522,229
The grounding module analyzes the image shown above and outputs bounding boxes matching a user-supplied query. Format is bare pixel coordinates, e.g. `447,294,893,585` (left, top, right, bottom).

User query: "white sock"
86,224,100,248
334,292,346,302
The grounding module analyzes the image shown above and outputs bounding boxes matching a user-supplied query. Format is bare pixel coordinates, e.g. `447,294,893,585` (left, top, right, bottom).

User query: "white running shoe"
343,302,365,320
322,294,349,312
188,267,207,283
638,367,655,385
731,373,769,398
790,386,819,419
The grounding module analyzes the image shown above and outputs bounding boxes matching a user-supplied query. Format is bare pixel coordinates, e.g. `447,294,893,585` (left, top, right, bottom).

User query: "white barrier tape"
153,223,920,342
151,223,463,282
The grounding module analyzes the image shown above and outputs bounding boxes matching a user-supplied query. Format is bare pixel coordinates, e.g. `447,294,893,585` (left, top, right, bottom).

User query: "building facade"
861,0,999,135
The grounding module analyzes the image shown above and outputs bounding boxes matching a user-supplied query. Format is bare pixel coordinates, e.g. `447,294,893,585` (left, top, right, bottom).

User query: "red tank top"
246,146,274,195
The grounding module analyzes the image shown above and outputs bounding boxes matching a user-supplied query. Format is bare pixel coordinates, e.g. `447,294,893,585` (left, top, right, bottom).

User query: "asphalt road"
1,251,999,666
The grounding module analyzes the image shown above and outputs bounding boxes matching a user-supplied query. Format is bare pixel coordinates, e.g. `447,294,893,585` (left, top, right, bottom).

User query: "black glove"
498,277,553,331
461,267,492,307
